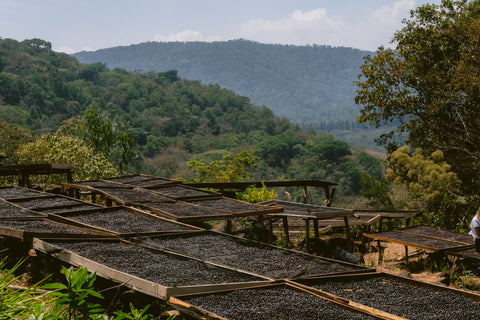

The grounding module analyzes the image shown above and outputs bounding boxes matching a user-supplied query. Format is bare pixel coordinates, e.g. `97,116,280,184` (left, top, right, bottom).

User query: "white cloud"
54,44,96,54
372,0,415,25
238,8,344,44
235,1,420,50
153,30,221,42
55,46,75,54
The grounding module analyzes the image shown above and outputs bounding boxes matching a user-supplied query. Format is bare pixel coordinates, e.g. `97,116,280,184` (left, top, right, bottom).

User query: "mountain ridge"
72,39,374,130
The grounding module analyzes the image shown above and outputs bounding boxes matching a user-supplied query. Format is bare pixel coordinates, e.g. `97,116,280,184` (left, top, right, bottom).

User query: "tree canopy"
355,0,480,195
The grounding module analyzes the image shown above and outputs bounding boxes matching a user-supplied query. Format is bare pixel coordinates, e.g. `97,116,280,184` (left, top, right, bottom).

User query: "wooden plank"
312,215,382,227
354,209,422,219
168,297,228,320
166,281,274,298
363,232,445,252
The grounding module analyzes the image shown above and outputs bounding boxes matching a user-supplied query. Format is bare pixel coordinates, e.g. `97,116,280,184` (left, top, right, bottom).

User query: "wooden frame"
33,238,273,300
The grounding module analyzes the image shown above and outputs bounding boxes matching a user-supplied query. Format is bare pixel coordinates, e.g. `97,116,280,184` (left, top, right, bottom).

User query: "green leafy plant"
43,266,105,320
113,303,155,320
236,183,277,204
187,150,258,183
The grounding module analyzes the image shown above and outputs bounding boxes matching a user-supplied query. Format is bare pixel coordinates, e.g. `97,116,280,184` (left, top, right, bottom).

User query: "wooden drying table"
363,225,473,264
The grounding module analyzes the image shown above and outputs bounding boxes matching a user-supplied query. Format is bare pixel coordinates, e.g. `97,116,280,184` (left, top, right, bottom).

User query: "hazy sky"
0,0,441,54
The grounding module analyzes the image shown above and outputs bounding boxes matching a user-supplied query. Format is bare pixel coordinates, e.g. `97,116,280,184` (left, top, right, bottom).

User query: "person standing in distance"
469,208,480,252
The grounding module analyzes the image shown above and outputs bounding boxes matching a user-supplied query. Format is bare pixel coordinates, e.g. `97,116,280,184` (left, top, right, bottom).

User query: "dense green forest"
0,37,383,205
72,40,384,149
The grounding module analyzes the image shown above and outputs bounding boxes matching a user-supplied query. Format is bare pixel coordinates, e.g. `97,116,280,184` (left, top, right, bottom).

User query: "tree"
360,174,395,210
355,0,480,194
0,72,24,105
187,150,258,183
0,120,33,164
78,106,135,171
385,146,465,229
15,134,119,184
311,139,351,163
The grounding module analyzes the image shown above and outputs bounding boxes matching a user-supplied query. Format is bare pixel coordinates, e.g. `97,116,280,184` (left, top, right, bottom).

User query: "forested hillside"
72,40,372,132
0,38,383,204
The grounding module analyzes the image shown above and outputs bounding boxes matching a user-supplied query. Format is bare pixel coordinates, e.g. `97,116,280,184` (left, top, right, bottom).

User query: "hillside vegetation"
72,40,374,133
0,37,383,204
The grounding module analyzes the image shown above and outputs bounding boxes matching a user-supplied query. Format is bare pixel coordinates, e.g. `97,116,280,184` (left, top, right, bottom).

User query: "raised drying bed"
189,198,283,217
0,199,46,218
33,238,271,300
146,184,222,201
8,195,91,211
0,217,109,241
0,186,46,200
364,225,473,251
47,206,200,236
133,231,371,279
102,174,180,187
169,282,400,320
133,201,233,222
295,272,480,320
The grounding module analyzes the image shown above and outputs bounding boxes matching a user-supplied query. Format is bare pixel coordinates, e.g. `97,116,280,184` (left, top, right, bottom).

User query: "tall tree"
355,0,480,193
78,106,135,171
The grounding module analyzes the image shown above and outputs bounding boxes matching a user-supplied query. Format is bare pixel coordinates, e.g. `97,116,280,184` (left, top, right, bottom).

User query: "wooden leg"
377,240,384,265
29,249,40,284
268,218,273,244
225,218,232,234
305,219,310,252
344,216,351,242
282,216,290,245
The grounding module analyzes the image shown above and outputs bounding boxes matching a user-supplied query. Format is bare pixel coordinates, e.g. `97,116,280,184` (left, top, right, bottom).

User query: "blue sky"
0,0,441,53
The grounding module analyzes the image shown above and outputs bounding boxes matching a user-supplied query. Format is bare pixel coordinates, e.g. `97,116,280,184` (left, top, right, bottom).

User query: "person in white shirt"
469,208,480,252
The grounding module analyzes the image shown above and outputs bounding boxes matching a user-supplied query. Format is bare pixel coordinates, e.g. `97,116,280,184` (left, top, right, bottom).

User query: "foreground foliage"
0,260,170,320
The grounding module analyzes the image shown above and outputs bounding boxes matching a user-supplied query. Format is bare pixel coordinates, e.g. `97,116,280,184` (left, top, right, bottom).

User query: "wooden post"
344,216,351,242
282,216,290,244
305,219,310,252
303,186,308,204
268,217,273,244
18,172,27,187
377,240,384,265
404,245,409,265
29,249,40,284
66,171,73,183
225,218,232,234
313,219,319,239
378,218,383,232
